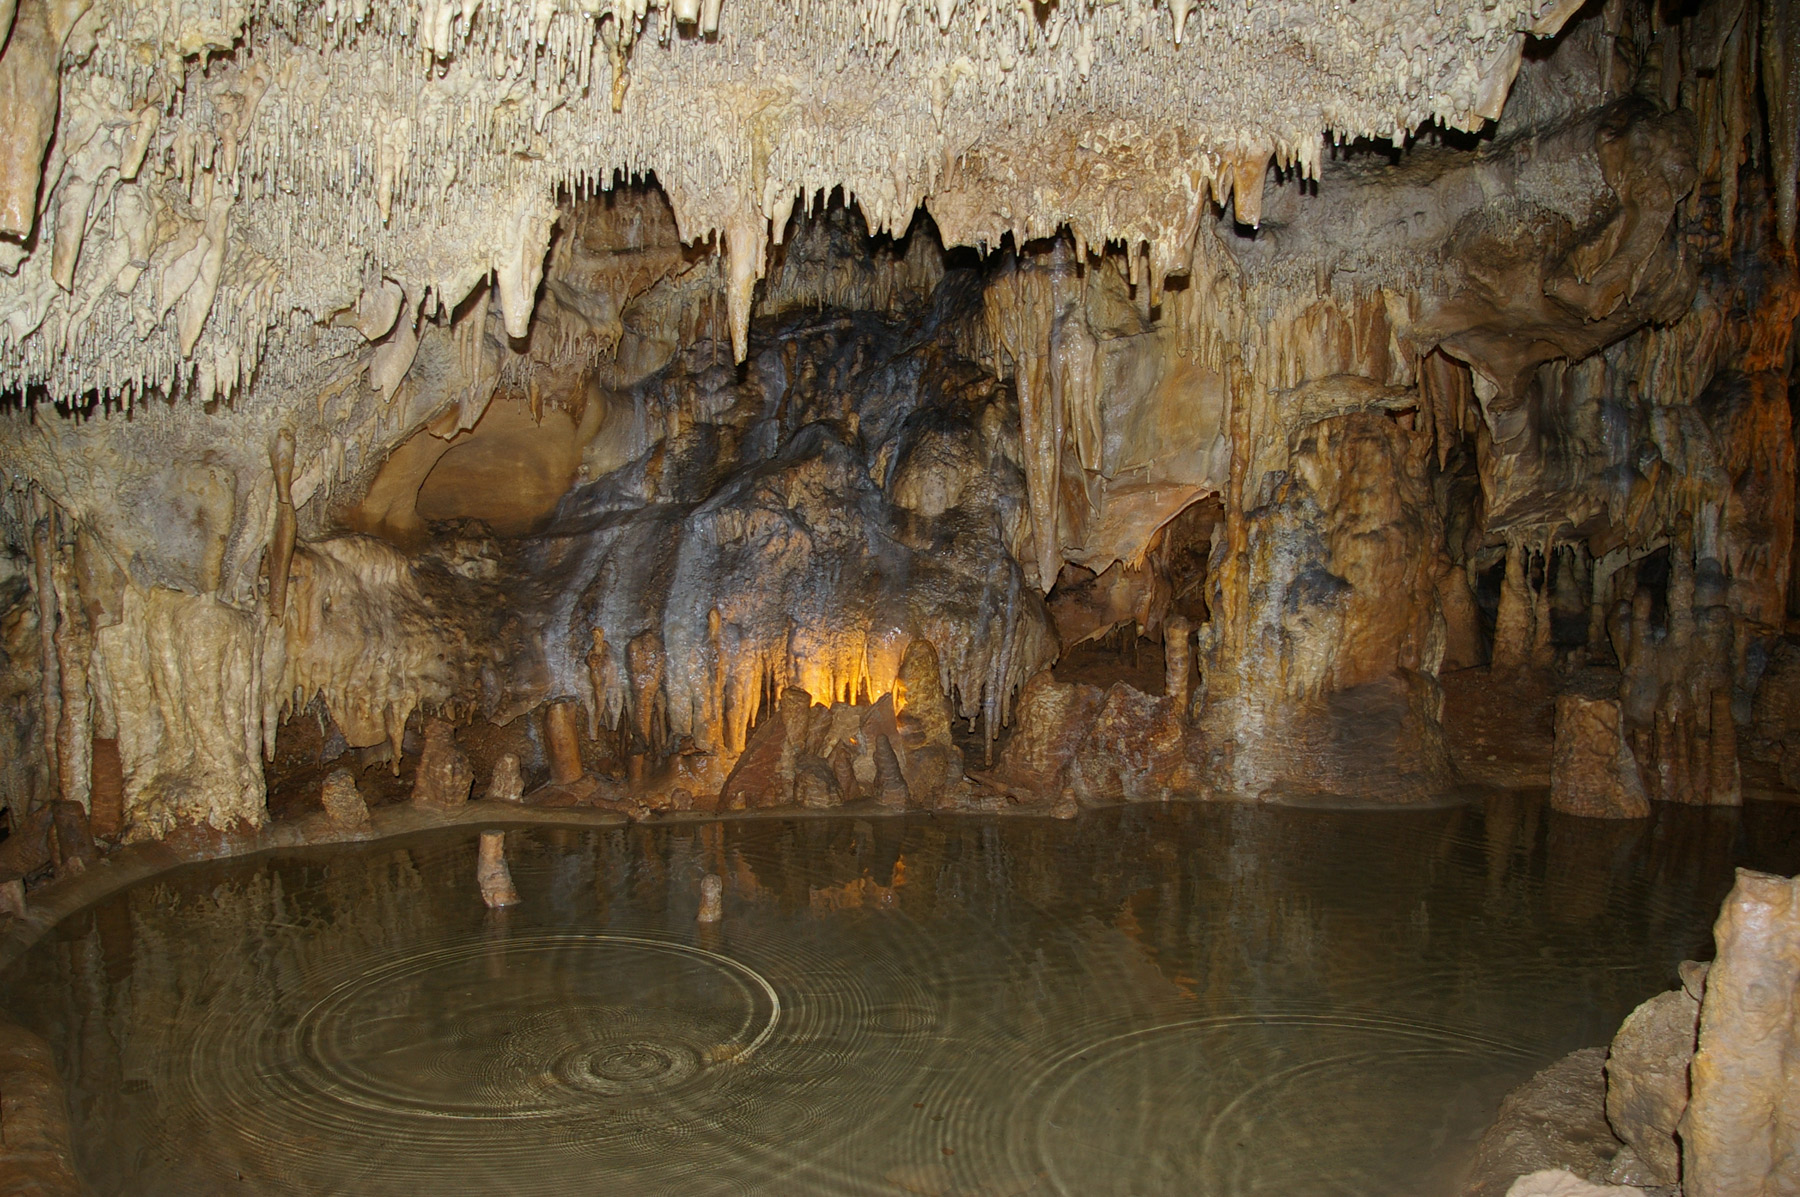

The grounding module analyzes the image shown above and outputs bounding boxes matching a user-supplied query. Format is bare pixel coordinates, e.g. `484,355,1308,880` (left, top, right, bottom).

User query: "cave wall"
0,0,1796,833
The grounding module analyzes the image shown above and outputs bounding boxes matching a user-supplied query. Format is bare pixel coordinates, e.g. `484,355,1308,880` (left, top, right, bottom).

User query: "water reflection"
5,799,1798,1196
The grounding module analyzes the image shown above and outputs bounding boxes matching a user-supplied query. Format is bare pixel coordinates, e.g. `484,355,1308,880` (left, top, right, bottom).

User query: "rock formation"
1552,697,1651,820
0,0,1792,833
319,766,372,830
1468,871,1800,1197
1683,870,1800,1197
476,829,520,907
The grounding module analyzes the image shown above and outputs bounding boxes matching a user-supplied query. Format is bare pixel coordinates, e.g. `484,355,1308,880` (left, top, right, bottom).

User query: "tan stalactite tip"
0,0,1572,388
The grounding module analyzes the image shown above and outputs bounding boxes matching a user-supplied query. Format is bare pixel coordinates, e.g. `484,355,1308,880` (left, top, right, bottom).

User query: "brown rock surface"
1462,1048,1624,1197
0,1019,79,1197
484,754,524,804
983,673,1106,799
320,768,372,831
1552,697,1651,819
1682,869,1800,1197
1605,986,1700,1186
410,719,474,811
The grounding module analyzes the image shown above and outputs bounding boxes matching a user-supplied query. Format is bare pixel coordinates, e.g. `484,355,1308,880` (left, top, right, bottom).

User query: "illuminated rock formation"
0,0,1793,833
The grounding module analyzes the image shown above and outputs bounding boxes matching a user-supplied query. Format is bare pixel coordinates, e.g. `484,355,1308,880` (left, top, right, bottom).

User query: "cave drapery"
0,0,1797,837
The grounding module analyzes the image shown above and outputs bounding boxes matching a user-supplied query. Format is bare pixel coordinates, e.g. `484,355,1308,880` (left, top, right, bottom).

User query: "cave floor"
5,801,1799,1195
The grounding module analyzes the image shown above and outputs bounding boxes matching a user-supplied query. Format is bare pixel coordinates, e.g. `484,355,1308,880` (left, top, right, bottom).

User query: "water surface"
6,797,1799,1195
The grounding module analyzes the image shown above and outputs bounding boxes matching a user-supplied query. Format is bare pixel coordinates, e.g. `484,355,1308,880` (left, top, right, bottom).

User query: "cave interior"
1,0,1800,1190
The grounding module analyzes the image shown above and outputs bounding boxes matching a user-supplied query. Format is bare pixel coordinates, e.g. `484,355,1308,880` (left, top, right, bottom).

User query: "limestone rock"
1552,696,1651,819
1462,1048,1622,1197
0,1020,79,1197
1504,1171,1642,1197
794,753,841,810
476,830,519,908
484,754,524,804
718,692,801,811
1065,683,1187,805
1682,869,1800,1197
895,638,953,748
319,768,371,831
1605,986,1700,1185
985,673,1106,800
410,719,473,811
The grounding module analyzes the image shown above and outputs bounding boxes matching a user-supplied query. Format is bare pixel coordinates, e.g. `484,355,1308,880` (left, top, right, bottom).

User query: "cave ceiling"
0,0,1797,834
0,0,1579,402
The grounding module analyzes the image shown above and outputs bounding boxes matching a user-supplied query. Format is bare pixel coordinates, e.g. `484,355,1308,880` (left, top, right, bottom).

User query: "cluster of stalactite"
0,0,1796,835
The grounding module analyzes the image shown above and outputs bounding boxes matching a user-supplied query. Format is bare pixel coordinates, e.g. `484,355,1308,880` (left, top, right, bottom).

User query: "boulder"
320,769,372,831
794,753,841,809
1461,1048,1622,1197
1605,985,1700,1186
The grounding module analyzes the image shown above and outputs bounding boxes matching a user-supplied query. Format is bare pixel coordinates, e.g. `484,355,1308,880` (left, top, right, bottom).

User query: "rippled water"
6,798,1800,1196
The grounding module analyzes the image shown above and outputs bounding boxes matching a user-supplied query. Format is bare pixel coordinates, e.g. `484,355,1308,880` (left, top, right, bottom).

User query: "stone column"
1682,869,1800,1197
543,701,584,785
477,831,520,908
1164,615,1192,721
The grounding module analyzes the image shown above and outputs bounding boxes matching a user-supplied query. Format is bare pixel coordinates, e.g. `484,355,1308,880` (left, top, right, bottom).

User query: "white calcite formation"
0,0,1796,833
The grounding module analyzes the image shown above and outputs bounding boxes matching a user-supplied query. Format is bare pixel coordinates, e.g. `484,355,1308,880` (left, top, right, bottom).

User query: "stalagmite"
485,754,524,803
1164,615,1191,720
1682,869,1800,1197
697,872,723,923
543,701,585,786
267,429,297,618
477,830,521,908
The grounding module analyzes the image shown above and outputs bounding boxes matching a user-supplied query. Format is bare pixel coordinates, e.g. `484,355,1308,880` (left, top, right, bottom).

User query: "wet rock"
794,753,841,810
410,719,474,811
1065,683,1186,805
1504,1171,1642,1197
1462,1048,1623,1197
476,831,520,908
718,691,802,811
1604,985,1700,1185
320,768,372,831
484,753,524,803
697,874,723,923
1682,869,1800,1197
1552,696,1650,819
0,1019,80,1196
983,672,1106,800
871,734,911,810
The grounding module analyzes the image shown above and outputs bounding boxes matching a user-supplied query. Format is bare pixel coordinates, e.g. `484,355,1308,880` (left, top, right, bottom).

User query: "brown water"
5,798,1799,1196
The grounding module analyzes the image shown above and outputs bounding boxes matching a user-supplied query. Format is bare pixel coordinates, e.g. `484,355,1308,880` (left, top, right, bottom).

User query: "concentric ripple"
293,934,777,1119
4,802,1795,1196
1009,1012,1537,1197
